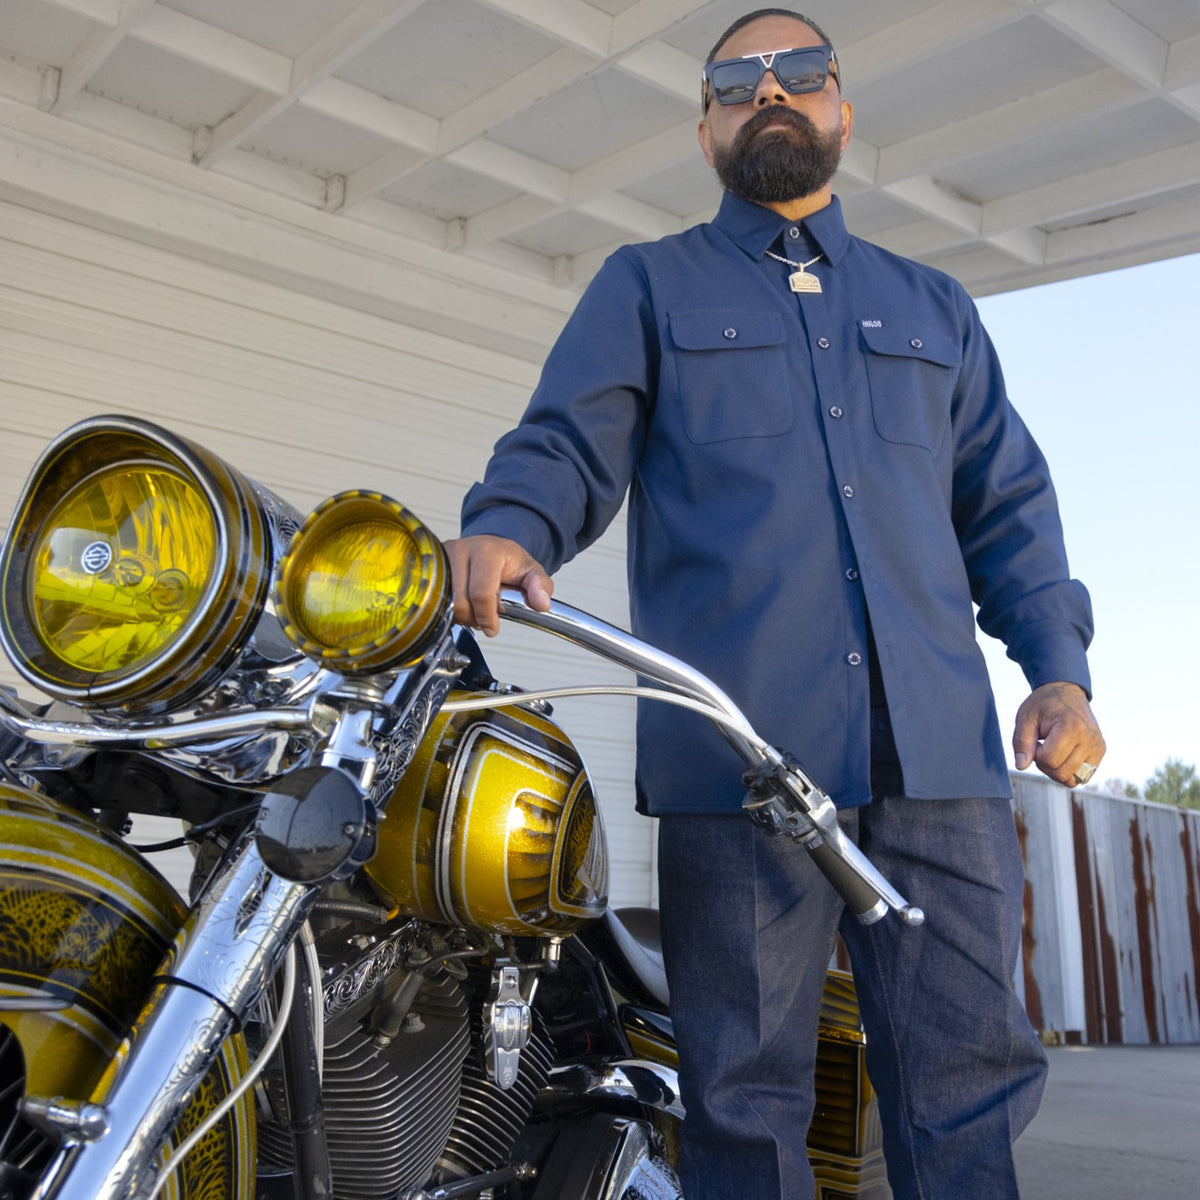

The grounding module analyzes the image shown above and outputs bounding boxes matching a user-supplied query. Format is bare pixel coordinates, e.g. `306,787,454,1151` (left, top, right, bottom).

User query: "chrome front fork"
29,837,316,1200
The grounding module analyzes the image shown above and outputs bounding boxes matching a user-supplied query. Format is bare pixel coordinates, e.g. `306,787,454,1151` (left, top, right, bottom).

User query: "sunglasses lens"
710,59,764,105
776,49,828,93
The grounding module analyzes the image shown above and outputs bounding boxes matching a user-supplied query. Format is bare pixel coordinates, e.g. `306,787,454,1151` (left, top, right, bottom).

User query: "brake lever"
742,750,925,926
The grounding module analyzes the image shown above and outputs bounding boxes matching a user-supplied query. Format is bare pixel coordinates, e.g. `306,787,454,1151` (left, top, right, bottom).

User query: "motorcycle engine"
253,917,554,1200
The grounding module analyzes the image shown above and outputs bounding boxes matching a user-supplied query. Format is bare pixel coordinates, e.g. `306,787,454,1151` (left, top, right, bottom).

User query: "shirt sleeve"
459,248,656,574
949,288,1095,695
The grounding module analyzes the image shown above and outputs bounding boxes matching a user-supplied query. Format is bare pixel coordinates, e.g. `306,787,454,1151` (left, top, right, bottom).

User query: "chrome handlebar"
496,591,923,926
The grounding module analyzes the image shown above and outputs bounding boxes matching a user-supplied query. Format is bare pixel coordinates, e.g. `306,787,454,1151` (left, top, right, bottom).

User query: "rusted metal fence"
1012,773,1200,1045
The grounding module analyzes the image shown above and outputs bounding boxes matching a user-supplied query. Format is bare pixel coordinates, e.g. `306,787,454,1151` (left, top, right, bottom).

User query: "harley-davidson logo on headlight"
80,541,113,574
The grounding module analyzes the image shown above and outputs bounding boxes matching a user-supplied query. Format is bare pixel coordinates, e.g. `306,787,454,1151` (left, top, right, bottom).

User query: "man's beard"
710,105,843,204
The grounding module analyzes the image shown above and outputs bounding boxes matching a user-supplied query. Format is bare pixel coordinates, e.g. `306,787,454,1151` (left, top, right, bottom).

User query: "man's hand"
1012,682,1106,787
445,535,553,638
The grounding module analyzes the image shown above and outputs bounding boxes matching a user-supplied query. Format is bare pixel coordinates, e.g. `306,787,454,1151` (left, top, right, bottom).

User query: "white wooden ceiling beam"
1164,31,1200,119
1024,0,1167,91
878,175,1049,269
883,175,981,235
983,139,1200,234
47,0,157,114
617,42,700,107
433,45,600,155
1044,188,1200,264
196,0,427,167
1166,30,1200,88
344,0,721,211
569,118,697,198
876,67,1145,184
984,225,1047,266
474,0,612,57
453,118,695,250
871,218,974,261
38,0,122,22
342,45,592,209
446,140,570,203
134,4,289,92
577,192,683,241
302,77,437,153
463,194,561,249
609,0,727,58
846,0,1024,87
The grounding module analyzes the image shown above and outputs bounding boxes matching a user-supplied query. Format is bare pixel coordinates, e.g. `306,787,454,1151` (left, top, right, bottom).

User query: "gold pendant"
789,270,822,294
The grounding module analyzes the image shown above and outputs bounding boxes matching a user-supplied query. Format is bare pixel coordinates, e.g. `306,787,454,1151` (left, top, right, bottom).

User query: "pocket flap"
859,324,961,368
670,309,785,351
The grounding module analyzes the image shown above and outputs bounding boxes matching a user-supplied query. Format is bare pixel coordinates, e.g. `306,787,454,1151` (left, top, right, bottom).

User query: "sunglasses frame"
702,44,839,108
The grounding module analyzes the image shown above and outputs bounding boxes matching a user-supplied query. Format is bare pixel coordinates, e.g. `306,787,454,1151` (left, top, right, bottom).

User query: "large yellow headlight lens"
29,463,216,674
275,492,450,673
1,417,273,711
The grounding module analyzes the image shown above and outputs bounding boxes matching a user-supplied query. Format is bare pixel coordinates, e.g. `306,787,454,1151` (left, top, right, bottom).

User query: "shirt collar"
712,191,850,267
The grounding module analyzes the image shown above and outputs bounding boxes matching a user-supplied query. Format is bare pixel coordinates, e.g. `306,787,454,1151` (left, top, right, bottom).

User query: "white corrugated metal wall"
0,198,655,907
1014,773,1200,1046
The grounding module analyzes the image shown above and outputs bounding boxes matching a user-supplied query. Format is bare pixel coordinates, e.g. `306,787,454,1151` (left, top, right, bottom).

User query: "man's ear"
698,118,716,168
839,100,854,152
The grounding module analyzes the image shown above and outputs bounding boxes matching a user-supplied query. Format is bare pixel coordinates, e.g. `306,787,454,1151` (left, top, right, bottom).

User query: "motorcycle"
0,415,922,1200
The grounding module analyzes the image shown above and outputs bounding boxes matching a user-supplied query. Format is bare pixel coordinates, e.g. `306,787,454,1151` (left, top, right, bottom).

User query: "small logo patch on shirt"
860,319,883,328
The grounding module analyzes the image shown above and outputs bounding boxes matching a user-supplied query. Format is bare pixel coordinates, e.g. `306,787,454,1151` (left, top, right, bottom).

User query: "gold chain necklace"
764,249,824,294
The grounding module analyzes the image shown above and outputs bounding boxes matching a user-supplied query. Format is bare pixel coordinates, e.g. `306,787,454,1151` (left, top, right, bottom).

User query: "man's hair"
702,8,840,108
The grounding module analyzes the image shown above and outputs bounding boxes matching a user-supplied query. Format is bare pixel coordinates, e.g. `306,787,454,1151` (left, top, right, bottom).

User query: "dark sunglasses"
702,44,838,107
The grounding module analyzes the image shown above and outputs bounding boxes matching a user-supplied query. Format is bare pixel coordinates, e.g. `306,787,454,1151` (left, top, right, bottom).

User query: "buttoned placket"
781,236,869,680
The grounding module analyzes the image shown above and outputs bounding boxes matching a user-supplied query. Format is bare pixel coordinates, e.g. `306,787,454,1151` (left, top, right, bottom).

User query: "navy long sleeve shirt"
461,193,1093,813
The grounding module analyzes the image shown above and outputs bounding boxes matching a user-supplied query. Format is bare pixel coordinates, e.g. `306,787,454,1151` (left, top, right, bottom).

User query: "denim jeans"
657,796,1047,1200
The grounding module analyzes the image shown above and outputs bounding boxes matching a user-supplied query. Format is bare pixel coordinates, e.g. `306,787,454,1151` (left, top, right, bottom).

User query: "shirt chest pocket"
669,309,794,444
860,325,961,452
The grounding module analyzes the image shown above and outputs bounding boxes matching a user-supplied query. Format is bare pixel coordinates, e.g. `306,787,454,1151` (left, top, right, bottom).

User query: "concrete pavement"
1015,1044,1200,1199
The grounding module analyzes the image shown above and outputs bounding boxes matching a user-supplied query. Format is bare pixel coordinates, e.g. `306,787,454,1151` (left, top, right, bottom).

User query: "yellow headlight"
275,492,451,674
29,463,216,674
0,417,272,711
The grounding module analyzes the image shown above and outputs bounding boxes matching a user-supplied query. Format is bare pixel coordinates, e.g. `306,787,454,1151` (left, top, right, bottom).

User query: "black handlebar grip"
805,838,888,924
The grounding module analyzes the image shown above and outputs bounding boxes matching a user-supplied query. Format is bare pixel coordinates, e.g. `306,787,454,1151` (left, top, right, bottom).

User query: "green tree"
1143,760,1200,810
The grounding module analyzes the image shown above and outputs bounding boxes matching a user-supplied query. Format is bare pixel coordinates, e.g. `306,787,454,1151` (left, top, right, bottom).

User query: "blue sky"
974,253,1199,793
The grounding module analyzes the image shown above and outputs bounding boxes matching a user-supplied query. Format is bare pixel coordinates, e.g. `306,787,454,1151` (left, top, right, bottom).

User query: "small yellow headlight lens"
29,464,216,674
275,493,450,673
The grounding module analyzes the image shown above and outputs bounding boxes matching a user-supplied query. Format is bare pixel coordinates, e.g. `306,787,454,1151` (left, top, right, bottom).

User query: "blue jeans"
657,796,1047,1200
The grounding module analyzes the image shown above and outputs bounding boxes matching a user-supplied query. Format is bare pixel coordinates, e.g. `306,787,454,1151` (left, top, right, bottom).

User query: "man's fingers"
1012,681,1105,786
445,536,552,637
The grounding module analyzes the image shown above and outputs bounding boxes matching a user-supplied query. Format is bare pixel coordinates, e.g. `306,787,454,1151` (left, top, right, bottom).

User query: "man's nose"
754,68,788,105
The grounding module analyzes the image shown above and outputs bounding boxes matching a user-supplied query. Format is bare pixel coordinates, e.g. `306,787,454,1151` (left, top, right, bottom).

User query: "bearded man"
448,9,1105,1199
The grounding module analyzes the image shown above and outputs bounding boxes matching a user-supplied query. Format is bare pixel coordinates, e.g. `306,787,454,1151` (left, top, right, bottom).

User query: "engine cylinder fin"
435,1013,555,1180
256,969,471,1200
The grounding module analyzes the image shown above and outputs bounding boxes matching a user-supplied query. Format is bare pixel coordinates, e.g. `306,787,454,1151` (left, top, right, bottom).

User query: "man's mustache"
737,105,817,144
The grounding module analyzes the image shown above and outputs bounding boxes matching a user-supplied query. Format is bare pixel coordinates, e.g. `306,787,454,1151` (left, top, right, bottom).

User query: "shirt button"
845,567,859,581
910,337,923,349
817,337,831,349
788,226,801,239
842,484,854,499
847,652,862,666
723,327,737,339
829,405,843,419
